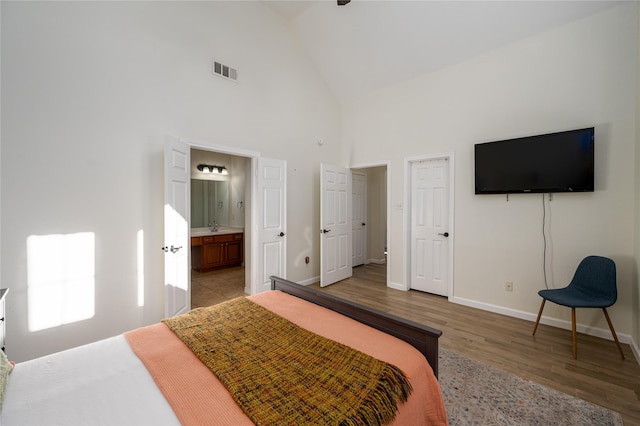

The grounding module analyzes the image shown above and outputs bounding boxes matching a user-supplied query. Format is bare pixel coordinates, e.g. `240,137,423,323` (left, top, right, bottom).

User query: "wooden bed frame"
270,276,443,377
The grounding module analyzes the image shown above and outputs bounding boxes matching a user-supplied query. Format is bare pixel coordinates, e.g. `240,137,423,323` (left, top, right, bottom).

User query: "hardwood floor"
310,264,640,426
192,263,640,425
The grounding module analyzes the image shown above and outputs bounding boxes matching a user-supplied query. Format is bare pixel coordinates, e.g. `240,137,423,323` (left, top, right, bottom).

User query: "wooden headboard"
270,276,442,378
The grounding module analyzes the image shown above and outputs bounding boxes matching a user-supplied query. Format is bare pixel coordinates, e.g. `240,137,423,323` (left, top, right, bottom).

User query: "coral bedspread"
125,290,448,425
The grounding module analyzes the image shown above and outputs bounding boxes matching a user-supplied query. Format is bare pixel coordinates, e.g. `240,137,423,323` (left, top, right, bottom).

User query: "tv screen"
474,127,594,194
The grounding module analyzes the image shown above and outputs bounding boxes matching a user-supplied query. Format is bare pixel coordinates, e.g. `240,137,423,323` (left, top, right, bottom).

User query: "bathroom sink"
190,227,244,237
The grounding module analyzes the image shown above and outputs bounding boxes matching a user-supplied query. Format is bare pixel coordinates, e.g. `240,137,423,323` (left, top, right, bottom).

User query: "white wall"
343,4,638,343
229,155,247,229
0,1,3,297
634,5,640,355
1,1,341,361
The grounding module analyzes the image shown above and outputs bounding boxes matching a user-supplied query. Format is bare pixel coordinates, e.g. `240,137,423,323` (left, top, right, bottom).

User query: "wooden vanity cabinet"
192,233,243,272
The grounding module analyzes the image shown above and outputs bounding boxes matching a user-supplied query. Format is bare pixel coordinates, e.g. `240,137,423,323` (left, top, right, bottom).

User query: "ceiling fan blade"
337,0,351,5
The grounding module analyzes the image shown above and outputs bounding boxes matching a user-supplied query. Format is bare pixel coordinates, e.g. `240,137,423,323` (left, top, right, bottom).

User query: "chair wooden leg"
602,308,625,360
532,299,545,335
572,308,577,359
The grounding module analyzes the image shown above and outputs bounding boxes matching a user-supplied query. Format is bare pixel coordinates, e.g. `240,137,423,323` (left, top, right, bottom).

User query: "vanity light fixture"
197,164,228,175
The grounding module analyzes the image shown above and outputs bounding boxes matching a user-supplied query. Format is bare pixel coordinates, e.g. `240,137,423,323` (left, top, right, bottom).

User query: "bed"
0,276,447,425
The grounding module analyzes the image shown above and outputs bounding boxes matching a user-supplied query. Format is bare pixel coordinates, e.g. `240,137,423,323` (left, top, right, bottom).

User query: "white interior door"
256,157,287,293
164,136,190,317
352,172,366,267
410,158,450,296
320,163,352,287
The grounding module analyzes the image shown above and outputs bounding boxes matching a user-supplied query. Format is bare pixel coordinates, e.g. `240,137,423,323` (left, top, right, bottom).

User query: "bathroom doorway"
190,148,250,308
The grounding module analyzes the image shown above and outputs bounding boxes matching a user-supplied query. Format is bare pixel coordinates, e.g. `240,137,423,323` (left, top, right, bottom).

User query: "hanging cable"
542,193,549,289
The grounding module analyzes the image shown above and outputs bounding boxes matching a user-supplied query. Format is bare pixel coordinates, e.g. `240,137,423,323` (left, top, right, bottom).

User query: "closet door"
351,172,366,267
256,157,287,293
320,163,352,287
410,157,450,297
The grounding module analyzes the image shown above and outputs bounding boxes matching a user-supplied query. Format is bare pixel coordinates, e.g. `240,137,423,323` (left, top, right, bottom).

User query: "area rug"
438,348,624,425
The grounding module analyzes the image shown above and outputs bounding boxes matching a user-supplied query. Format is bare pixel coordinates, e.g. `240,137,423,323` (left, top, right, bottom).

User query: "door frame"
180,138,261,295
403,153,455,296
350,161,391,289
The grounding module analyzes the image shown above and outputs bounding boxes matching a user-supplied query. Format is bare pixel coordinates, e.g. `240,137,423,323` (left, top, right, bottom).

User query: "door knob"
278,232,285,237
438,232,449,237
321,229,331,234
170,245,182,253
362,223,366,226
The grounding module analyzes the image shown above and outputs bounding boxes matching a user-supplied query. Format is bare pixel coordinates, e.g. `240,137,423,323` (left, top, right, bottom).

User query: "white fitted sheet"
1,335,179,426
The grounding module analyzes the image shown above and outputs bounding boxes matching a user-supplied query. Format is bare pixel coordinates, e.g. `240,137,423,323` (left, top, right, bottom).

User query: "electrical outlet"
505,281,513,292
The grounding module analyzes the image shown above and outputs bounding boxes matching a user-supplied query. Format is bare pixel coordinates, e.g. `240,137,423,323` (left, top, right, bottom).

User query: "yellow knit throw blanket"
162,297,412,426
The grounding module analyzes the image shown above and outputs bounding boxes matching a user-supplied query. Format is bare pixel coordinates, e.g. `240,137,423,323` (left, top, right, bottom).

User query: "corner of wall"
634,0,640,363
0,0,3,287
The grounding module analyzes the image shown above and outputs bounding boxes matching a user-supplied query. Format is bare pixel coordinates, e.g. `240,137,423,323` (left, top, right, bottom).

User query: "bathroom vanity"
191,228,244,272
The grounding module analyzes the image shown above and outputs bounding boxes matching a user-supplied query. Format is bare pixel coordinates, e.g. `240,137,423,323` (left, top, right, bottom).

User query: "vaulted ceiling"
263,1,623,104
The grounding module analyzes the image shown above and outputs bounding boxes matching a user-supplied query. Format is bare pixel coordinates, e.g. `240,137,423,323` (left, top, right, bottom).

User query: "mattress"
2,335,180,425
1,290,447,425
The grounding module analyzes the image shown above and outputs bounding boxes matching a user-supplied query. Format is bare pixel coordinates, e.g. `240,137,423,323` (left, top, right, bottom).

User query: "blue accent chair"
532,256,624,359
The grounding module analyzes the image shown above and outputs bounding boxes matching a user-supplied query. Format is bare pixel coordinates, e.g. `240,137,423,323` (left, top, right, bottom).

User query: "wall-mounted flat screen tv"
474,127,594,194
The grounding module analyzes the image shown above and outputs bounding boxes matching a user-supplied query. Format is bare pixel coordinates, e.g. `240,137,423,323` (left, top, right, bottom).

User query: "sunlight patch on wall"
27,232,95,332
137,229,144,307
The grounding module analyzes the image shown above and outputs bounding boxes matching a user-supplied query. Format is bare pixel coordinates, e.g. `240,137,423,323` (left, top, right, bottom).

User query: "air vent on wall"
212,60,238,82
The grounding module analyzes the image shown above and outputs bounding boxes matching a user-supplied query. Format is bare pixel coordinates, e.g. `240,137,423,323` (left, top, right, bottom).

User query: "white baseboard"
296,276,319,286
388,281,408,291
631,340,640,364
450,295,640,364
365,258,387,265
286,276,640,365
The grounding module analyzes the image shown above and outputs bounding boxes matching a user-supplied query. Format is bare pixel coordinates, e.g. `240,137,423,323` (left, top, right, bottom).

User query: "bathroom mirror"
191,179,230,227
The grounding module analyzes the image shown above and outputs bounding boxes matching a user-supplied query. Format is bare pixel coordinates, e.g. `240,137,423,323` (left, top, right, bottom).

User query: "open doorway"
350,163,389,286
189,148,251,308
319,162,389,288
165,138,286,317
